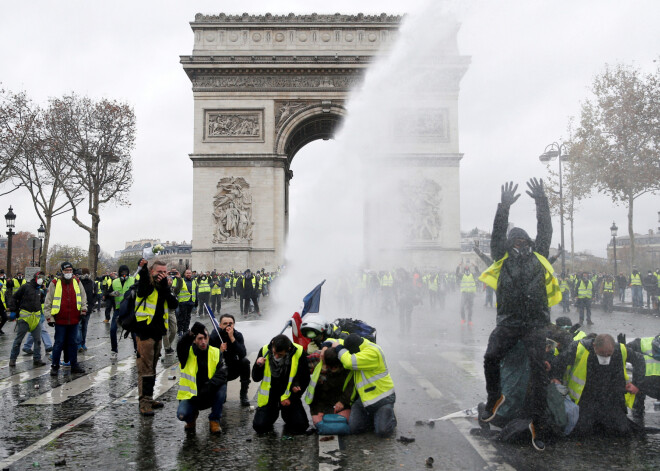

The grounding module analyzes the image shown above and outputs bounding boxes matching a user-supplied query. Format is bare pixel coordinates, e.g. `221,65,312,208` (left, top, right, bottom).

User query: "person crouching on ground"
176,322,227,434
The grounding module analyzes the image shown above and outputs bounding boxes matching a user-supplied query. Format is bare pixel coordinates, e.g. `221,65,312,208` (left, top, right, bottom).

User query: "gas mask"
596,354,611,366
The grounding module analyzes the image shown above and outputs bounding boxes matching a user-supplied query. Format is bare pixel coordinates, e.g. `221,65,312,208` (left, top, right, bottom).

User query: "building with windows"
608,230,660,273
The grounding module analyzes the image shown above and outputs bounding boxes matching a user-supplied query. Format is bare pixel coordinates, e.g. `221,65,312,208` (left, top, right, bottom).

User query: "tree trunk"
88,216,100,278
627,193,635,270
40,215,53,271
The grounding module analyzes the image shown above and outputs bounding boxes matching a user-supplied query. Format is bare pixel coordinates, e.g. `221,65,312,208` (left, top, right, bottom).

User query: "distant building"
114,239,160,259
0,237,6,249
607,229,660,273
152,241,192,271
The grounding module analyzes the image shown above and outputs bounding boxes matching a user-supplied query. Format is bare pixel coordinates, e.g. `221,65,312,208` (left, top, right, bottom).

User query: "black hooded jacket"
490,196,552,328
8,279,45,313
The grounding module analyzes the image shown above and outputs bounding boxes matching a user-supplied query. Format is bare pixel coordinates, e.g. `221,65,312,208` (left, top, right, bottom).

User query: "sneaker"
480,395,505,422
529,422,545,451
587,320,594,325
110,351,118,362
460,319,466,325
61,361,71,368
468,321,474,327
78,347,84,353
82,345,87,351
23,349,33,355
45,347,53,353
103,319,110,324
48,353,53,361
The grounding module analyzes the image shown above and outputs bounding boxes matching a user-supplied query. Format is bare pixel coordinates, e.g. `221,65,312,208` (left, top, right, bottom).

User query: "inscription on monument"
213,177,254,244
204,109,264,142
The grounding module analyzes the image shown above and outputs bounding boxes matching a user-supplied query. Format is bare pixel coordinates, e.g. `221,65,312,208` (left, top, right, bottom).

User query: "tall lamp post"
38,223,45,269
5,206,16,275
539,142,570,276
610,222,618,277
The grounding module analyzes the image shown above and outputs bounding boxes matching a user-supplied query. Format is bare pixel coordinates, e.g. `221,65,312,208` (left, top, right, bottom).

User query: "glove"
617,333,626,345
525,177,545,200
9,312,17,321
111,290,120,296
570,323,581,334
500,181,520,206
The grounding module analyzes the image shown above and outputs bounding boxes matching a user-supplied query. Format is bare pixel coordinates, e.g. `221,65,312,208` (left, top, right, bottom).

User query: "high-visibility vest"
197,279,211,294
224,278,231,289
96,280,102,295
333,337,395,407
559,280,569,293
232,276,238,288
258,277,263,290
460,274,477,293
135,289,169,330
51,279,82,315
577,280,593,299
112,277,135,309
381,273,394,287
428,275,438,292
242,277,256,289
174,278,197,302
177,345,221,400
602,281,614,293
640,337,660,377
19,309,41,331
566,341,635,409
479,252,562,307
304,362,352,405
104,277,112,290
630,274,642,286
256,343,304,407
211,282,222,296
0,282,6,310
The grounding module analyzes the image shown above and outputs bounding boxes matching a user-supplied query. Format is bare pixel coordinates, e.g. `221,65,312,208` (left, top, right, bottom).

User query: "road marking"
319,435,341,471
0,340,108,370
438,351,481,377
0,403,108,470
451,418,515,471
399,361,443,398
0,356,96,392
225,352,259,401
22,358,135,405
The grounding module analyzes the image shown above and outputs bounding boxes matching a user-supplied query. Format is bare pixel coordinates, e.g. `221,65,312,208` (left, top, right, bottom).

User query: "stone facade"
181,13,469,271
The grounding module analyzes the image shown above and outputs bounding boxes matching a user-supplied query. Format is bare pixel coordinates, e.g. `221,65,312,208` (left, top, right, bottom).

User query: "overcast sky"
1,0,658,261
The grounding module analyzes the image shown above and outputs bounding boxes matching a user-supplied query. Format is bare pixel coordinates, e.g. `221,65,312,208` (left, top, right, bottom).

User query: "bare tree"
572,63,660,268
45,94,136,276
0,88,39,195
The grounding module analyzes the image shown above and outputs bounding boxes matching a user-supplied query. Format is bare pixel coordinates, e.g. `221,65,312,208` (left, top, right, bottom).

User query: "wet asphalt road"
1,292,659,471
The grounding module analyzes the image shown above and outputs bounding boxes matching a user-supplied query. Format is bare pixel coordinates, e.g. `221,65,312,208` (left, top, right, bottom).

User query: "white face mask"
36,278,44,285
63,273,73,280
596,354,611,366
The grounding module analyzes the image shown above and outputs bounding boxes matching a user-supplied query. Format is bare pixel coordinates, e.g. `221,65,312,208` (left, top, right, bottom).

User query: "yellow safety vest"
211,282,222,296
559,280,569,293
0,282,6,310
479,252,562,307
602,281,614,293
566,342,635,409
460,274,477,293
640,337,660,377
428,275,438,292
96,280,102,295
232,277,238,288
51,279,82,315
577,280,593,299
304,362,352,405
258,277,263,290
177,345,221,400
19,309,41,331
381,273,394,287
224,279,231,289
242,277,256,289
256,343,303,407
630,274,641,286
334,337,395,407
197,279,211,294
174,278,197,302
135,289,169,330
112,277,135,309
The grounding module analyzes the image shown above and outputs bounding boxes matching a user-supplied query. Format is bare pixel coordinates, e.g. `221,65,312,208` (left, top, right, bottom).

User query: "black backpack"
333,318,377,343
117,285,145,334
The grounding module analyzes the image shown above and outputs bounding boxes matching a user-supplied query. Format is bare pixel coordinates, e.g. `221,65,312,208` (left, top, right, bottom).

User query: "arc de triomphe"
181,13,469,271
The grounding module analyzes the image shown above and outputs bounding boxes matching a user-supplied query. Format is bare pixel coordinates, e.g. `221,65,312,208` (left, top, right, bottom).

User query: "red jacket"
52,278,82,326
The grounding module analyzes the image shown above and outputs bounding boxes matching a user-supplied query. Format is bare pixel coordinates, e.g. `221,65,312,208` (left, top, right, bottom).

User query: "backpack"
117,285,145,334
333,318,377,343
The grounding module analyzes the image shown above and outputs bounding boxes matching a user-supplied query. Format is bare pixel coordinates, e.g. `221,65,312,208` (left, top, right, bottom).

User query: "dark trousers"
602,292,614,312
104,300,113,321
52,324,79,368
226,357,251,383
349,395,397,437
571,399,634,437
460,293,474,320
177,384,227,421
576,298,592,322
242,295,259,315
0,307,7,333
484,325,547,422
177,302,194,334
253,396,308,434
561,291,570,312
210,294,221,313
197,293,210,316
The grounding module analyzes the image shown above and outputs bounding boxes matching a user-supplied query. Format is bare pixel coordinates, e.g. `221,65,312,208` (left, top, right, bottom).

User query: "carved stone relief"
400,178,442,241
213,177,254,244
204,110,263,142
394,108,449,141
193,74,361,91
275,101,310,127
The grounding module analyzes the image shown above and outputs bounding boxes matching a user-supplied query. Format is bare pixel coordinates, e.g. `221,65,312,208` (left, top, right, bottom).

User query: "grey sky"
1,0,658,260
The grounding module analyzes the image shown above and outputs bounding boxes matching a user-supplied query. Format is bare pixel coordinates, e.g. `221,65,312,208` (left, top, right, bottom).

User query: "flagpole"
204,303,226,366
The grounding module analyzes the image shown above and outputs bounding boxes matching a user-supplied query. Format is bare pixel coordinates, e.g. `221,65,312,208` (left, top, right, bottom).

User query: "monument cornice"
180,55,376,66
189,153,288,168
192,12,403,25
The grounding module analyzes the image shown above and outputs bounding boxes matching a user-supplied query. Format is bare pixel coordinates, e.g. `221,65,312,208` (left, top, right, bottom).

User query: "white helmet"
300,315,328,339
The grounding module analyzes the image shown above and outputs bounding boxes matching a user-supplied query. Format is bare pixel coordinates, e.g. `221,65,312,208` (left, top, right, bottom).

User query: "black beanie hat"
191,322,207,337
344,333,364,354
61,261,73,271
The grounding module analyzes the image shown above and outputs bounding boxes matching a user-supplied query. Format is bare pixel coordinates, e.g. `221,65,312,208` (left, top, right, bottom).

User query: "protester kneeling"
252,334,310,434
176,322,228,434
304,346,353,435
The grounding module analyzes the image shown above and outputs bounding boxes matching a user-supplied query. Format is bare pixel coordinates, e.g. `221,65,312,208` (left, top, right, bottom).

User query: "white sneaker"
110,351,118,362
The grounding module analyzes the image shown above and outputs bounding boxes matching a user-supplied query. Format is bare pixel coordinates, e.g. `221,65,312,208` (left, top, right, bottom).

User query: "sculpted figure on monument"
401,179,442,241
213,177,254,243
208,113,260,137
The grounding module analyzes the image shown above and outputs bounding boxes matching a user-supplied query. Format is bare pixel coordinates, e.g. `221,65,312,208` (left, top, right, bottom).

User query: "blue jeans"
11,319,42,361
348,395,397,437
177,384,227,421
632,286,643,307
52,324,79,368
77,314,90,347
110,308,120,352
24,316,53,351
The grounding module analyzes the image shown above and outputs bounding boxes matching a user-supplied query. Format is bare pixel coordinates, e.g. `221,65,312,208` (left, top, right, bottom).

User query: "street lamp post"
539,142,570,276
38,223,45,268
611,222,618,277
5,206,16,275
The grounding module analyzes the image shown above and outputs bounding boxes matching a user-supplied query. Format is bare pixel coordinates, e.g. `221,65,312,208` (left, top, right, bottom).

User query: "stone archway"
180,13,469,271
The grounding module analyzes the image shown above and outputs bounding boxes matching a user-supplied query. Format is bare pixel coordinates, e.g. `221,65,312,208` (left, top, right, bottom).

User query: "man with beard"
209,313,251,406
478,179,560,451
